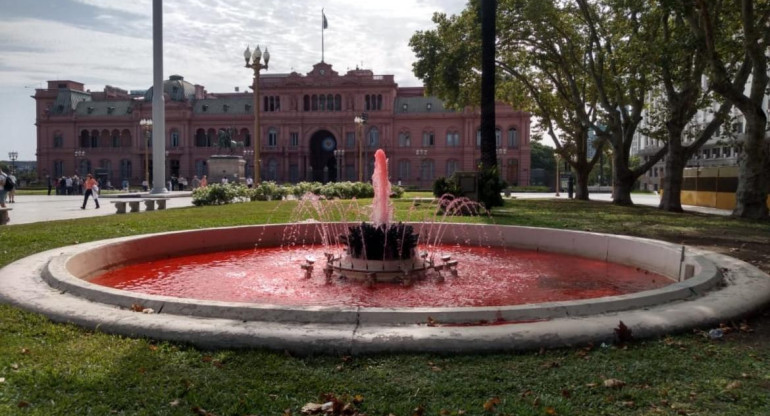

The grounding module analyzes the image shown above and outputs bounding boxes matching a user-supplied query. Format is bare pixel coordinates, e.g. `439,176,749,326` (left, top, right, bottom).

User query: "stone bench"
110,200,142,214
0,207,12,225
146,198,170,210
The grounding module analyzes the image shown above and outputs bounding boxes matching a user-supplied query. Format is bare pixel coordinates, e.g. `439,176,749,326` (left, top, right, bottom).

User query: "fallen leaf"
614,321,633,345
0,377,5,383
10,363,19,370
212,360,224,369
603,378,626,389
542,361,560,369
148,345,158,351
560,388,571,398
545,406,557,415
201,356,213,363
621,401,635,408
20,348,30,355
439,409,450,415
457,411,466,415
300,402,322,414
725,381,741,390
427,316,437,327
353,394,364,404
17,401,30,408
585,383,598,388
412,404,425,416
131,303,145,312
169,399,180,407
483,397,501,412
431,366,442,372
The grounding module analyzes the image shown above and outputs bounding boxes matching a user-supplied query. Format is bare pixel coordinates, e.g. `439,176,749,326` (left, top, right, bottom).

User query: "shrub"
192,183,248,206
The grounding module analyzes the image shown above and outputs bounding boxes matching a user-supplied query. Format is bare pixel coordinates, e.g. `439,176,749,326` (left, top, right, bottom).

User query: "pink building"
34,61,531,188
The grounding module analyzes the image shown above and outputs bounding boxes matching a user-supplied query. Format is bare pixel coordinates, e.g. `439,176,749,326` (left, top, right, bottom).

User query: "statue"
217,128,244,154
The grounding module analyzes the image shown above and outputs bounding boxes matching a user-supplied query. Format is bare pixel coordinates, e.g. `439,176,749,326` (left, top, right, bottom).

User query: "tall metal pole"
151,0,167,193
253,70,261,183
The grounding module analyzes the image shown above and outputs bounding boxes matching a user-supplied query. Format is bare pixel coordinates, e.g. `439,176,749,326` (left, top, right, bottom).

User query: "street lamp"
354,113,368,182
243,149,254,178
73,149,85,175
333,149,346,181
244,44,270,183
8,151,18,175
140,118,153,189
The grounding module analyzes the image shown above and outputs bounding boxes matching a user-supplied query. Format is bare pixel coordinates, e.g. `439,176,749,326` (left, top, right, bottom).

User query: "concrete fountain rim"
1,222,769,354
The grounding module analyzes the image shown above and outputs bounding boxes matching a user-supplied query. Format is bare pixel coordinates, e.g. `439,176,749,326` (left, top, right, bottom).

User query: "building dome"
144,75,196,101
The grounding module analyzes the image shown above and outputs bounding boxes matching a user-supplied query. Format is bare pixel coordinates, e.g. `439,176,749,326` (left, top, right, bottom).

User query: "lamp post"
354,113,367,182
8,151,18,175
333,149,345,181
73,149,85,175
243,149,254,178
416,148,428,188
140,118,153,189
554,152,560,196
244,45,270,184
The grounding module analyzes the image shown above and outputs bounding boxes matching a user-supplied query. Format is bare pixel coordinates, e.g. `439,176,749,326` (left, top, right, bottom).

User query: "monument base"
207,155,246,185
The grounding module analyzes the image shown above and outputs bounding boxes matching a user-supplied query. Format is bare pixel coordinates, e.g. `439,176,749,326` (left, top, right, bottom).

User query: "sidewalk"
2,191,730,226
3,192,195,225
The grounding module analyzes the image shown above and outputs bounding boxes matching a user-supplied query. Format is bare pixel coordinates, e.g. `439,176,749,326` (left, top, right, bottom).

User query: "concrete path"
2,191,730,226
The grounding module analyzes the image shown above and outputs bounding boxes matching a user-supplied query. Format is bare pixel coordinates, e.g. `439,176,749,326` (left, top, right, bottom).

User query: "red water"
89,245,670,308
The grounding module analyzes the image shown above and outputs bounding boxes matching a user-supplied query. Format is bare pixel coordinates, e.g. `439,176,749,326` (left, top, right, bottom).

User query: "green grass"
1,196,769,415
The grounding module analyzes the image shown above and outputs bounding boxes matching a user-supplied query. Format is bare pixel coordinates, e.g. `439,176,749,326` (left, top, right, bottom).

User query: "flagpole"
321,8,325,62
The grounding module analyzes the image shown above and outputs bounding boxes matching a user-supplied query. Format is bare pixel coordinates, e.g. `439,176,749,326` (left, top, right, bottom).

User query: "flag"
322,10,328,29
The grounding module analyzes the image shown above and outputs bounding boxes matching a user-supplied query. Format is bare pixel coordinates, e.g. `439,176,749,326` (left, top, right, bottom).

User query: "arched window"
206,128,217,147
377,94,383,110
319,94,326,111
111,130,120,148
422,131,435,147
334,94,342,111
446,131,460,147
326,94,333,111
303,95,310,111
90,130,99,148
507,128,518,148
267,128,278,147
241,128,251,147
311,94,318,111
121,129,132,148
365,95,371,111
80,130,90,148
496,127,502,147
398,131,411,147
195,129,207,147
100,129,110,148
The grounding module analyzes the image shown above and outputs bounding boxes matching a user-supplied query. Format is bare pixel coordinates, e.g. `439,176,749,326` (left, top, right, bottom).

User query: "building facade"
34,62,531,188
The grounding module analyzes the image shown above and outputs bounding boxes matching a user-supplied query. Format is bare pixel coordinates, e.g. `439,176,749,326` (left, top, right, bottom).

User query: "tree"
479,0,505,209
644,1,746,212
682,0,769,219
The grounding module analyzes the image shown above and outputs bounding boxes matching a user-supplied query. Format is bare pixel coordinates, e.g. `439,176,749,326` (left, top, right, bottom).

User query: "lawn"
1,196,769,415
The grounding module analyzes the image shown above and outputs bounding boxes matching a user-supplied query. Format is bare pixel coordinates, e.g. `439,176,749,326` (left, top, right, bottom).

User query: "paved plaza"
2,191,730,226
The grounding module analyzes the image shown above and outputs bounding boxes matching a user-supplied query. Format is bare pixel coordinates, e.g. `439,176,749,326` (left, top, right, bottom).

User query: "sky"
0,0,468,161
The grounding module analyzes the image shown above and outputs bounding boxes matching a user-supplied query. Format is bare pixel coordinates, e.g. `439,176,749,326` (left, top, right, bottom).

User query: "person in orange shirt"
200,175,208,187
81,173,100,209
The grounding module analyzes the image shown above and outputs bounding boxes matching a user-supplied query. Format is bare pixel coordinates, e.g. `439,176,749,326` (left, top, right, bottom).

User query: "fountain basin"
2,223,769,354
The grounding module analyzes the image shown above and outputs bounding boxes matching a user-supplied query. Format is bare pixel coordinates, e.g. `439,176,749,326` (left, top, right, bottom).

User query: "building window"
398,132,411,147
266,158,279,181
398,159,411,182
79,159,92,175
263,95,280,112
732,122,744,133
195,129,207,147
290,132,299,147
508,128,518,148
111,130,120,148
303,95,310,111
311,94,319,111
446,131,460,147
53,133,64,148
195,159,207,177
420,159,435,182
206,129,216,147
496,128,502,147
120,159,132,180
170,129,180,148
267,128,278,147
422,131,435,147
91,130,99,148
54,160,64,178
368,127,380,148
334,94,342,111
723,147,732,158
346,132,356,149
365,94,383,111
446,159,460,177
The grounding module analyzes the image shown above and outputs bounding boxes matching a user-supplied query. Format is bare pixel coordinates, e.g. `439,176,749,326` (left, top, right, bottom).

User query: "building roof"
143,75,197,102
74,100,134,117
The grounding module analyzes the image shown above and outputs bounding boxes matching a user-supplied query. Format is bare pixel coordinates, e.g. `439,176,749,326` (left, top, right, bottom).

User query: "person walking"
6,172,16,203
81,173,100,209
0,168,8,208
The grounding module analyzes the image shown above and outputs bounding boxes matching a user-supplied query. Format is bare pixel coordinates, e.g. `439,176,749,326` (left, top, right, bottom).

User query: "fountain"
312,149,457,286
1,148,769,354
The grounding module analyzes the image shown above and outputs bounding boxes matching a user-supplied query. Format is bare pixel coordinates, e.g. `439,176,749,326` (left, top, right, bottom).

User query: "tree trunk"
612,151,634,206
733,111,769,219
575,168,590,200
659,139,686,212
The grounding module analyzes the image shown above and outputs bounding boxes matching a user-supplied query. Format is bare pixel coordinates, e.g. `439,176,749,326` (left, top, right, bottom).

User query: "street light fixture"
8,151,18,175
354,113,368,182
140,118,153,189
243,149,254,178
333,149,346,181
244,44,270,183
